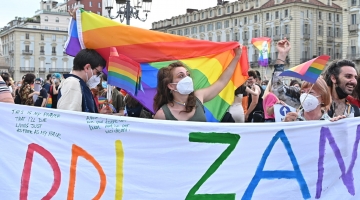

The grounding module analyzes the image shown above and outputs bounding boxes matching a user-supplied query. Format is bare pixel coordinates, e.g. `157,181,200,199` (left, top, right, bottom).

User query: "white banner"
0,103,359,200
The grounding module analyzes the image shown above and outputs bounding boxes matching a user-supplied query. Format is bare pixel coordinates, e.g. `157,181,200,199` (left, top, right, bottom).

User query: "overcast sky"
1,0,220,29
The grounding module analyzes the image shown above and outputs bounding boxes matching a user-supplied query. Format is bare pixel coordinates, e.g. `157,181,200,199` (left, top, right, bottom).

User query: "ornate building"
151,0,343,79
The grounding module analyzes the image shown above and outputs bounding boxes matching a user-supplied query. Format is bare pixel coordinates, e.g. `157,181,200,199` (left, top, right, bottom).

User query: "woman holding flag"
153,47,242,122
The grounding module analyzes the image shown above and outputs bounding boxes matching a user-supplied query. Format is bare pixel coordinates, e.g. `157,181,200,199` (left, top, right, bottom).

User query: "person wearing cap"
50,73,61,109
34,78,48,107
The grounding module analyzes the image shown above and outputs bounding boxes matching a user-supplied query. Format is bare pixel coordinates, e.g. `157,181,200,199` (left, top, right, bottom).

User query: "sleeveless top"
248,84,264,112
161,98,207,122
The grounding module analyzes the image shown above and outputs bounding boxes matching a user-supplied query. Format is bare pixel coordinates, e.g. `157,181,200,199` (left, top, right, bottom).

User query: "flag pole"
297,83,315,112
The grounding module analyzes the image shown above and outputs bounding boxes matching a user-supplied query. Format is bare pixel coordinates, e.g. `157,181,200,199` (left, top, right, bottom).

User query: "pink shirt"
263,92,278,119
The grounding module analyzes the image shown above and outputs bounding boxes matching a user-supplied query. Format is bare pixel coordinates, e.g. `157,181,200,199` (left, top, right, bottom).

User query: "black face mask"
335,85,348,99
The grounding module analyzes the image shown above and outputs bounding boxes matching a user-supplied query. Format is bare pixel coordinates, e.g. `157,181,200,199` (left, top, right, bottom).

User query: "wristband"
277,58,285,63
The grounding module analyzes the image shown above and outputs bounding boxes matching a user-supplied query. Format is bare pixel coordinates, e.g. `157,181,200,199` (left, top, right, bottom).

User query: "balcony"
40,50,45,55
49,68,71,73
250,62,258,67
242,39,249,45
327,36,334,42
349,24,358,31
20,67,35,72
39,68,46,73
347,53,360,61
283,33,290,40
300,58,312,63
9,50,14,54
273,35,281,41
303,33,310,40
52,51,56,56
22,50,33,55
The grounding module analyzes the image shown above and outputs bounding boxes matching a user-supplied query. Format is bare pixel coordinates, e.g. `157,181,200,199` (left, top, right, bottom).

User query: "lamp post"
105,0,153,25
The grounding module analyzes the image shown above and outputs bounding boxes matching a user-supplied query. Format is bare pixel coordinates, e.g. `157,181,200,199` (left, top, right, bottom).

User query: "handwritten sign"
0,103,359,199
274,104,296,122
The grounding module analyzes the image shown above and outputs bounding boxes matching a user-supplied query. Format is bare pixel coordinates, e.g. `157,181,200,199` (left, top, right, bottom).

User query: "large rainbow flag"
64,9,249,122
280,55,330,83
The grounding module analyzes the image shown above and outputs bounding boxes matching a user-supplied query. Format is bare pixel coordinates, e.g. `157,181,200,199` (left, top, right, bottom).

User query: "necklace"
173,100,186,106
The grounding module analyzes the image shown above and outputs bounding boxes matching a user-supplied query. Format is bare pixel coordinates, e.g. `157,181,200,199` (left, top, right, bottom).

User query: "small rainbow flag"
280,55,330,83
108,47,142,95
98,96,107,105
64,9,249,122
251,37,271,67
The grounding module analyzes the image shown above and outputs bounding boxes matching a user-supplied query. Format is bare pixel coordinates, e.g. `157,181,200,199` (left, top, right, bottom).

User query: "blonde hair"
301,78,332,111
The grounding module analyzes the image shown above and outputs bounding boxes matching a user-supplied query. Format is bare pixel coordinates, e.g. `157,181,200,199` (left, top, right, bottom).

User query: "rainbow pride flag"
108,47,142,95
280,55,330,83
64,9,249,122
251,37,271,67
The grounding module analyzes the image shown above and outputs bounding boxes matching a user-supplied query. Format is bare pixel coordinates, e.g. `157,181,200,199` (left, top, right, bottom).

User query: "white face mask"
172,76,194,95
86,68,101,89
300,93,320,112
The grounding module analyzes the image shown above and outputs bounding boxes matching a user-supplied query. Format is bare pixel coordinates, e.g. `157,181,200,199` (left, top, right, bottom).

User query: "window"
266,13,270,21
285,9,288,18
275,26,280,35
227,6,230,13
89,1,92,7
63,36,67,42
336,27,340,37
275,11,279,19
225,20,229,28
244,31,248,40
306,10,309,18
318,11,322,20
266,27,271,37
45,26,48,29
351,46,356,54
45,16,48,22
52,46,56,53
336,14,340,22
218,8,221,15
254,15,258,23
177,30,183,36
52,35,56,41
41,34,44,40
186,16,189,22
256,0,259,7
328,13,332,21
244,17,247,24
209,36,212,41
56,17,59,22
191,27,197,34
40,46,44,51
245,2,249,9
226,34,230,41
193,14,197,20
327,27,332,36
234,19,238,26
202,12,205,19
254,29,259,37
56,27,59,30
200,25,205,32
217,35,221,42
352,0,357,6
25,45,29,52
304,24,309,34
209,10,213,17
318,25,322,35
178,18,182,23
207,23,213,31
216,21,222,29
98,2,101,8
25,33,29,39
47,5,50,10
234,32,239,41
318,47,322,56
184,28,189,35
351,14,356,24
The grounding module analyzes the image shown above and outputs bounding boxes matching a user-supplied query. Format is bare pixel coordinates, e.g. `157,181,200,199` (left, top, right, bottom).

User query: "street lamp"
105,0,153,25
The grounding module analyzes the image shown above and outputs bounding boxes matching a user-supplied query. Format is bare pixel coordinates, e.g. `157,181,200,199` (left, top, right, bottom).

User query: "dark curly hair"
153,62,196,113
323,59,357,88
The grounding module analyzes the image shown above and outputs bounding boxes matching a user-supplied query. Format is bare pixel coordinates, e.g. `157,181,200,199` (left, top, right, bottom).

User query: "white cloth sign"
0,103,359,199
274,104,296,122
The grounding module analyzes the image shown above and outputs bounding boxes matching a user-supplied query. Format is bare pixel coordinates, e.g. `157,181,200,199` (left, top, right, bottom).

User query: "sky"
1,0,220,29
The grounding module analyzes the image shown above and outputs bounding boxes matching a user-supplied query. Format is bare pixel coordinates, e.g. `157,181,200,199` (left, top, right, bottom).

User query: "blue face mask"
261,85,267,90
102,81,107,88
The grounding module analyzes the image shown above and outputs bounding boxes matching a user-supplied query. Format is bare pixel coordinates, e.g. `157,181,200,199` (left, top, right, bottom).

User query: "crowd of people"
0,38,359,123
